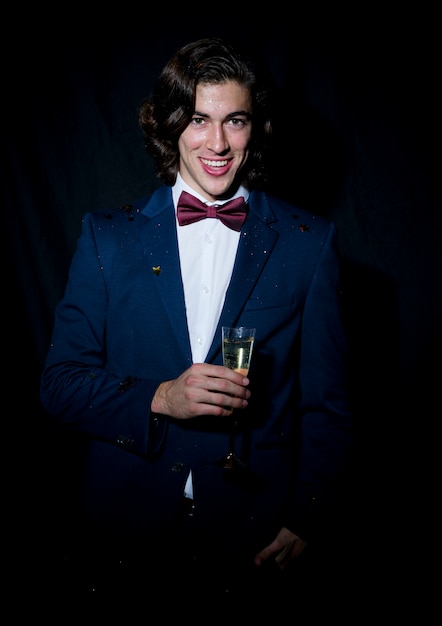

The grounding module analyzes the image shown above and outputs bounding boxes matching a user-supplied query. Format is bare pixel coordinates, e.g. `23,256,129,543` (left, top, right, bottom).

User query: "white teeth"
201,159,228,167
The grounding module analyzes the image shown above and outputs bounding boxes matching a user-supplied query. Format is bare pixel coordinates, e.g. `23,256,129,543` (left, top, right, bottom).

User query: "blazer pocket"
245,293,296,311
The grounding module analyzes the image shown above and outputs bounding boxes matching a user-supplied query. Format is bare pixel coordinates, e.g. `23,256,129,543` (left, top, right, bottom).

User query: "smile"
201,159,228,167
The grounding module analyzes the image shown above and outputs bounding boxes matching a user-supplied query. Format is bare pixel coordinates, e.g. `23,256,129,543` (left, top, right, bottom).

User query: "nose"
207,124,229,154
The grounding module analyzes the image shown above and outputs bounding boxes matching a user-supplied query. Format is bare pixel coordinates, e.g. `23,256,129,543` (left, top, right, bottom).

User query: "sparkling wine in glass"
221,326,256,469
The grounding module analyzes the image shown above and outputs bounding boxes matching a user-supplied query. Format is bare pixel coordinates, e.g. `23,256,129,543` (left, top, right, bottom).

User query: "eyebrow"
193,110,252,120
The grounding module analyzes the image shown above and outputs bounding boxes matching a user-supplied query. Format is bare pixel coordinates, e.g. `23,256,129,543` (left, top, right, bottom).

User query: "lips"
200,158,233,177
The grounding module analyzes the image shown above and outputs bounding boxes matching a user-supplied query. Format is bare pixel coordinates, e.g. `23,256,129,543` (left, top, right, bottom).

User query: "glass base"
222,452,248,470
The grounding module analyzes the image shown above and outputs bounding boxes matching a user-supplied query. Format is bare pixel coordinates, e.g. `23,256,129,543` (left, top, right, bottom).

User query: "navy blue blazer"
40,185,354,557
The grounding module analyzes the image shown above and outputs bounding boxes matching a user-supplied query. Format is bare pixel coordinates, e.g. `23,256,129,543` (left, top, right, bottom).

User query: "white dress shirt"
172,174,249,363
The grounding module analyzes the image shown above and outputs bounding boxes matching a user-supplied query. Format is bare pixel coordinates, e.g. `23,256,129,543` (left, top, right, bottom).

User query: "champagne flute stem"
228,417,237,455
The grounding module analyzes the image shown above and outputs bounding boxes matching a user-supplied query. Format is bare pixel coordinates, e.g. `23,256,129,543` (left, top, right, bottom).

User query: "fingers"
254,528,308,570
185,364,251,400
189,387,249,414
153,363,251,419
191,363,250,387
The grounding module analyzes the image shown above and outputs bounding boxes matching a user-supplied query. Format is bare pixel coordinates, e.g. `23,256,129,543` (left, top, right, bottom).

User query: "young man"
41,37,354,613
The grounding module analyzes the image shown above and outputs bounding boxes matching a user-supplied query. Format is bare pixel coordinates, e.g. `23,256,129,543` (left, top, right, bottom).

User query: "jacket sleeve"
288,224,355,542
40,211,168,458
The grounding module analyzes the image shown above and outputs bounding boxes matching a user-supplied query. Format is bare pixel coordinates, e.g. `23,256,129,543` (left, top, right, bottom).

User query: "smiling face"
178,81,253,202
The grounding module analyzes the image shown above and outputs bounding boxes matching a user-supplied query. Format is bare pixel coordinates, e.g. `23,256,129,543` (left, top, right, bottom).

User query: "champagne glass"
220,326,256,469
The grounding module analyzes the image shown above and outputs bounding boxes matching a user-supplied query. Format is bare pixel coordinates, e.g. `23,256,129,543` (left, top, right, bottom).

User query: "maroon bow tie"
177,190,247,231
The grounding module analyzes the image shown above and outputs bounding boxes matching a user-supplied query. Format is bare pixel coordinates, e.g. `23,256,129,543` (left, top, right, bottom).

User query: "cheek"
179,129,202,152
234,142,251,163
229,130,252,152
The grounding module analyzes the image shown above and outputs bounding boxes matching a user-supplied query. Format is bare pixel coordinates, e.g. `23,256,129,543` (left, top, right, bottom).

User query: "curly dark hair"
138,37,274,189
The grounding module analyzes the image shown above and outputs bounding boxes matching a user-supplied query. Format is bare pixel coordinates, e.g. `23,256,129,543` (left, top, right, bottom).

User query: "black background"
4,10,440,615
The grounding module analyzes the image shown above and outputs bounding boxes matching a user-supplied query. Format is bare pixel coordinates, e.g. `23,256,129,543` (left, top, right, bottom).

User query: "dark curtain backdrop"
4,13,440,612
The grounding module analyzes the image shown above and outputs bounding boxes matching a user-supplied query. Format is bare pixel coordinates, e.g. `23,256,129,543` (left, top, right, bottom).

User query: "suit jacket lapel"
206,193,278,363
138,188,193,363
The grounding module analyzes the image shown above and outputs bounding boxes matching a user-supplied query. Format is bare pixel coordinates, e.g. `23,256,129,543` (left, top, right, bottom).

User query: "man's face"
178,80,252,201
